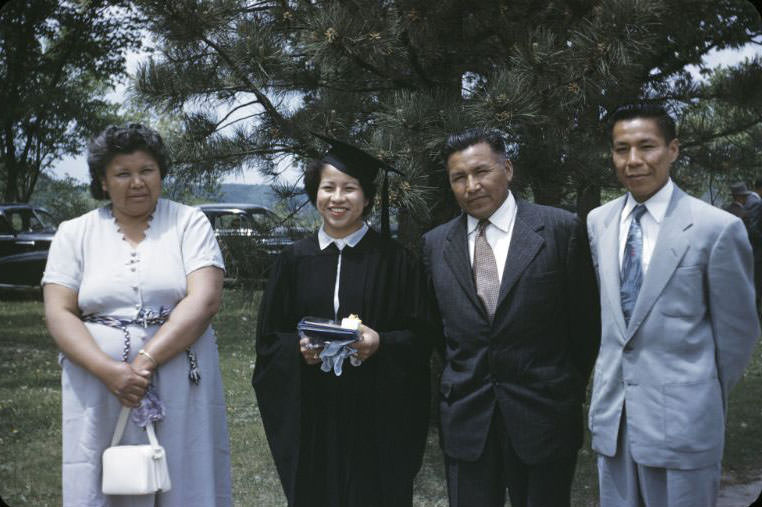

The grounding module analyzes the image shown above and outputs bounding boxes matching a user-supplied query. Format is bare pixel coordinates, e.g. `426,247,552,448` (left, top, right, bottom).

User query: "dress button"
131,252,137,257
131,267,136,272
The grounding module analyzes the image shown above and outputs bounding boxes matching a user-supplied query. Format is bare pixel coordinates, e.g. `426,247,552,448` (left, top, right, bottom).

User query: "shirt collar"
622,178,673,224
467,191,515,235
318,222,369,251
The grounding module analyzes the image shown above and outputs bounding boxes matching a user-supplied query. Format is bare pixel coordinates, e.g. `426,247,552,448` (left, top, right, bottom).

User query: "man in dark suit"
422,128,600,506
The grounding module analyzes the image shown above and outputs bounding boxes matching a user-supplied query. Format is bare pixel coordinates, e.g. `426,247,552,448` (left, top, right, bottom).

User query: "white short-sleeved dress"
42,199,232,507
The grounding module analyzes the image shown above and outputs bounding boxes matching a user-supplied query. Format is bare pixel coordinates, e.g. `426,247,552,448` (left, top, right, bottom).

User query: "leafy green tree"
131,0,762,241
29,173,98,223
0,0,143,202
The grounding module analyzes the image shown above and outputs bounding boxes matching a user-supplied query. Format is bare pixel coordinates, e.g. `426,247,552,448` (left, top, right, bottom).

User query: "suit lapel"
495,200,544,313
442,214,485,316
626,187,691,339
600,196,628,337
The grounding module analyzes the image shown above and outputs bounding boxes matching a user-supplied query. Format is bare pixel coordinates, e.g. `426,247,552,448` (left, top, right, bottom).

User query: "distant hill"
218,183,279,207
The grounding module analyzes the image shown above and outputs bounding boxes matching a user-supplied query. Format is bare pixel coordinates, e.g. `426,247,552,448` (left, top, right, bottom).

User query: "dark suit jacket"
422,199,600,464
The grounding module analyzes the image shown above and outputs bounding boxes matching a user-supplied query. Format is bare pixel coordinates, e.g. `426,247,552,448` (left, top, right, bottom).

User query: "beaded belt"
82,306,201,384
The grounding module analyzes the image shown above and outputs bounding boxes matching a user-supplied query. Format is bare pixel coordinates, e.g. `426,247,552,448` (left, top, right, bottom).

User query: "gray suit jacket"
423,200,600,464
587,185,760,469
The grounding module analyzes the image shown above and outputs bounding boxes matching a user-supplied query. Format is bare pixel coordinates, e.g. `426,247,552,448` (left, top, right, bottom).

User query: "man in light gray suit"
587,103,760,506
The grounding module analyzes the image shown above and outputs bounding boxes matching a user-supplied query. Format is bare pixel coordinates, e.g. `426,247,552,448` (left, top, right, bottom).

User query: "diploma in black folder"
297,317,359,345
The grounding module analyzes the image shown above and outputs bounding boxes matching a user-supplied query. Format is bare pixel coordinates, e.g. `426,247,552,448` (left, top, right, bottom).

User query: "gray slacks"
597,410,721,507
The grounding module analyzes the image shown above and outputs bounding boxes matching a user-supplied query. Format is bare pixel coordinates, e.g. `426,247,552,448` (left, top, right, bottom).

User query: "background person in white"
586,103,760,507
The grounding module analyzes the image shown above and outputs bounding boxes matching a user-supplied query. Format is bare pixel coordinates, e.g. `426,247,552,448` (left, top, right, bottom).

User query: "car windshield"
2,208,57,234
208,210,272,232
33,209,57,231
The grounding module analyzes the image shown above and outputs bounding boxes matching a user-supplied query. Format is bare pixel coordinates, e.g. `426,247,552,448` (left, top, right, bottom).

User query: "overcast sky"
51,43,762,186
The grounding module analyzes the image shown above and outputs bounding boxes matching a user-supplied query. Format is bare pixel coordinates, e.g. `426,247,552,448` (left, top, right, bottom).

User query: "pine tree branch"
399,29,437,88
271,198,310,227
176,147,292,164
217,113,262,132
214,100,260,130
334,41,416,90
195,33,295,137
647,41,724,82
681,116,762,149
268,81,400,92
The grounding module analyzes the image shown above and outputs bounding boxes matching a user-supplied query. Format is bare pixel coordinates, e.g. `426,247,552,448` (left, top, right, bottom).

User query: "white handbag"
102,406,172,495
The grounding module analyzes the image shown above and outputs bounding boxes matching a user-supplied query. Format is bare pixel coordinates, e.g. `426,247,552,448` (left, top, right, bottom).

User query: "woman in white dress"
42,124,232,506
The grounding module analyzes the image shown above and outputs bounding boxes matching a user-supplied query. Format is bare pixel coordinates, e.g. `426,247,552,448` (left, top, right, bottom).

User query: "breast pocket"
659,265,705,318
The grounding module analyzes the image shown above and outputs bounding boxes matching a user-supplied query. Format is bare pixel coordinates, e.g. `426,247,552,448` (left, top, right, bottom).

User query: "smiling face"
316,164,369,238
102,150,162,221
612,117,679,203
446,142,512,220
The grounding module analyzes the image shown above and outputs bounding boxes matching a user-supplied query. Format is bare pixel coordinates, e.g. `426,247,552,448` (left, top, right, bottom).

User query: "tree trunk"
4,160,19,202
576,182,601,219
530,179,563,207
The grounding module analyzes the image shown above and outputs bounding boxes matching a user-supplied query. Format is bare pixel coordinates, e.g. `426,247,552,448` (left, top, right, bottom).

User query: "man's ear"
668,138,679,163
505,159,514,185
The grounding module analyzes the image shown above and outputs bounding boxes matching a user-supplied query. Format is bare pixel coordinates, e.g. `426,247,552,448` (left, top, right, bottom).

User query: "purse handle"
110,406,161,449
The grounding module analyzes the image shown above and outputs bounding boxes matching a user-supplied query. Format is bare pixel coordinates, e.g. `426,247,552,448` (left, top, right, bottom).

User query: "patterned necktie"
620,204,647,326
473,220,500,320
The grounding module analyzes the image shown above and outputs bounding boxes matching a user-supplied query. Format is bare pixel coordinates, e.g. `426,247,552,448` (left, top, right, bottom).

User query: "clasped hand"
101,359,155,408
299,324,380,365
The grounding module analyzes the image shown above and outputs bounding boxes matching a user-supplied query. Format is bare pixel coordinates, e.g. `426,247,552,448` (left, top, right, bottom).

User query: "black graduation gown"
252,228,432,507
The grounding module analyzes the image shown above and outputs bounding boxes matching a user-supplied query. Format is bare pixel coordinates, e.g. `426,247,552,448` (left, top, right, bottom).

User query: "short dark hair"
303,159,377,217
87,124,170,199
608,103,677,144
442,128,507,166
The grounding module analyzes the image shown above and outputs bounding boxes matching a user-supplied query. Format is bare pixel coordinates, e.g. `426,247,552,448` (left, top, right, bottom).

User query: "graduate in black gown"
252,136,433,507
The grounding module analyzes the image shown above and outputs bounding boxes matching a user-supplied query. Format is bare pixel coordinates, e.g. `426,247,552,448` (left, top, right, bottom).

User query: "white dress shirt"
318,222,369,320
618,179,674,275
466,191,517,283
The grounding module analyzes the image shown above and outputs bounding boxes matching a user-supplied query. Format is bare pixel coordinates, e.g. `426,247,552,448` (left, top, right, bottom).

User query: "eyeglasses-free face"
316,164,369,238
102,150,163,221
446,142,513,220
612,118,679,203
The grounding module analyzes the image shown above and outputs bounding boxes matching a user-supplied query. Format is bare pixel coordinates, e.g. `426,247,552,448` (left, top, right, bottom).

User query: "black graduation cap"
312,132,403,237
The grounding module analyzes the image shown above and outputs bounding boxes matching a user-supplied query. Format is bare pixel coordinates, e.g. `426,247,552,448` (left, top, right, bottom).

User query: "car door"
0,207,56,288
0,214,16,258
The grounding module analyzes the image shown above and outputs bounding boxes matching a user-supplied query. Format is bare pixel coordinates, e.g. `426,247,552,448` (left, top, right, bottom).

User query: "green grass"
1,289,760,506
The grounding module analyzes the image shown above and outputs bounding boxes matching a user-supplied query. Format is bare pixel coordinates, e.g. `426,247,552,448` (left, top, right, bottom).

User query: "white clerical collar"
467,190,516,235
622,178,674,224
318,222,369,251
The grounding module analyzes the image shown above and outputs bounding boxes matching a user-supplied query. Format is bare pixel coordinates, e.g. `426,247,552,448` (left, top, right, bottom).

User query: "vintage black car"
197,203,307,283
0,204,58,288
